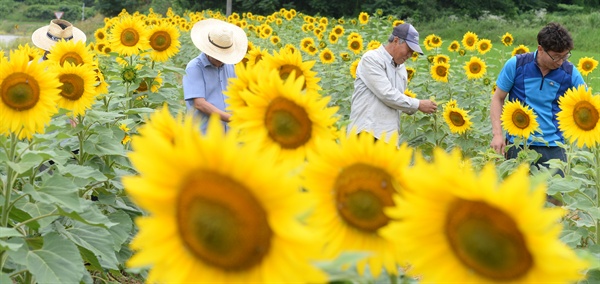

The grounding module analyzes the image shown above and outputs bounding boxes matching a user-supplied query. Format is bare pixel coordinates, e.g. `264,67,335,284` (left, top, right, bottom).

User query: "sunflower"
259,24,273,38
328,33,339,44
458,49,466,56
53,62,99,117
147,22,181,62
46,40,95,67
109,15,151,56
429,35,442,48
348,38,364,55
94,27,108,42
269,35,281,45
406,67,416,82
404,89,417,98
306,45,318,56
411,51,419,61
340,52,351,62
319,48,335,64
431,62,450,83
225,63,263,110
332,25,344,36
501,32,514,46
392,19,404,27
281,44,297,55
448,40,460,52
262,50,321,93
433,54,450,64
300,37,315,52
382,148,589,283
302,131,414,277
124,112,326,283
443,100,473,134
367,40,381,50
230,69,338,164
423,36,434,51
511,45,530,57
242,46,267,68
464,56,487,80
358,12,369,25
462,31,478,51
17,43,44,62
0,49,61,140
476,39,492,55
576,57,598,76
350,59,360,79
347,32,361,40
557,85,600,148
501,100,540,139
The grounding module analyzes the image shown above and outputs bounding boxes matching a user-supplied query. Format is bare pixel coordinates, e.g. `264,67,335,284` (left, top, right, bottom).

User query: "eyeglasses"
544,49,571,62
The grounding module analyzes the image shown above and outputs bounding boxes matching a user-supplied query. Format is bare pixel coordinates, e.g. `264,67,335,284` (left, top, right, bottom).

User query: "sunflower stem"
0,133,18,272
595,145,600,245
77,115,85,165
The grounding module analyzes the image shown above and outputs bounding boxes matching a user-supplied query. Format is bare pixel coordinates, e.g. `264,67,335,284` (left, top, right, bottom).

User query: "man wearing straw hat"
31,19,87,60
183,18,248,133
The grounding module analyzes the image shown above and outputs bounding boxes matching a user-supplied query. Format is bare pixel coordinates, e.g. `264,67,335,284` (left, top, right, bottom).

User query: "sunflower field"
1,7,600,284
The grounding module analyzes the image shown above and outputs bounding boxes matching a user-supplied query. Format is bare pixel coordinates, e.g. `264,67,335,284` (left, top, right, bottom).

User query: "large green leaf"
6,152,44,174
24,175,81,211
0,227,23,251
83,134,127,157
56,200,117,228
58,222,119,270
8,233,85,283
22,202,59,230
107,211,133,250
57,164,108,182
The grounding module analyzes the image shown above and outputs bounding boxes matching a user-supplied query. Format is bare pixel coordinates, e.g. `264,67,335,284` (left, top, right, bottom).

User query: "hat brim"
406,41,423,55
31,24,87,51
191,18,248,65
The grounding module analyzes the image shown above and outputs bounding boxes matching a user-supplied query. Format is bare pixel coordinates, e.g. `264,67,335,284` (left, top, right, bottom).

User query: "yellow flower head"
358,12,369,24
303,131,414,277
462,31,478,51
431,62,450,83
53,62,99,117
124,111,326,283
511,45,530,57
464,56,487,80
448,40,460,52
109,15,151,56
501,32,514,46
557,85,600,148
0,49,61,140
350,59,360,79
476,39,492,55
501,100,540,139
348,37,364,55
406,66,416,82
147,22,181,62
576,57,598,76
381,149,590,283
46,40,95,67
319,48,335,64
443,100,473,134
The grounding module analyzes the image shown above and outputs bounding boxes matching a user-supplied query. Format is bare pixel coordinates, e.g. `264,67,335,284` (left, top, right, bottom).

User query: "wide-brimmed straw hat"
191,18,248,64
31,19,87,51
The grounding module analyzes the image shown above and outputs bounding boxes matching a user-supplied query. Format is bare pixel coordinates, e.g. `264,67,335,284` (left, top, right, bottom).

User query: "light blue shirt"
183,53,236,133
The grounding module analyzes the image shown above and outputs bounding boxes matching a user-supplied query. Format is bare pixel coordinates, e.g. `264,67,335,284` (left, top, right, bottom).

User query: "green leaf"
21,202,59,229
79,245,103,272
8,232,85,283
107,211,133,250
546,176,581,195
85,110,126,124
6,152,44,174
59,222,119,270
0,227,23,251
123,107,155,115
25,175,81,211
83,135,126,157
56,201,117,228
0,273,12,284
57,164,108,182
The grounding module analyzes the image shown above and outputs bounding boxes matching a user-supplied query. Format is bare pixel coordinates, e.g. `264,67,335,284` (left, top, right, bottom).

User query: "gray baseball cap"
392,23,423,55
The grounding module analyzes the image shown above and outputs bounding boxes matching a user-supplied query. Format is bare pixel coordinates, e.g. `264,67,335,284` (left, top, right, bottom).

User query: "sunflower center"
149,31,171,52
121,28,140,47
1,72,41,111
583,62,593,71
572,101,599,131
278,64,306,90
264,97,312,149
449,111,466,126
436,66,447,77
350,41,361,50
335,163,395,232
445,199,533,280
480,43,489,50
58,74,85,101
469,63,481,74
324,53,332,60
177,170,272,271
467,38,475,46
60,52,84,66
512,109,530,129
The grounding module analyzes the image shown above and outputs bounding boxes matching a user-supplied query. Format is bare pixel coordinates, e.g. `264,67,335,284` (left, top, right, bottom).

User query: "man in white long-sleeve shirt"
347,23,437,141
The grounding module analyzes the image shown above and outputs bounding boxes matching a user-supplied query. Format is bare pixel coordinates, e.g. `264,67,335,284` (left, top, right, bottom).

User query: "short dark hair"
537,22,573,52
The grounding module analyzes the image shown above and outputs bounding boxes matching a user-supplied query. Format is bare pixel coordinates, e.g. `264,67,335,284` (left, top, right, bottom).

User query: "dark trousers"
505,144,567,177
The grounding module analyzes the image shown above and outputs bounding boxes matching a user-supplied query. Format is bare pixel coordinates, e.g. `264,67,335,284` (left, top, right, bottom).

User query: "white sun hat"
31,19,87,51
191,18,248,64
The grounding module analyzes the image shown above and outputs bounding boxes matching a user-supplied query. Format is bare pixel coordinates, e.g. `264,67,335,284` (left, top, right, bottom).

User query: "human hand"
490,134,506,155
418,99,437,114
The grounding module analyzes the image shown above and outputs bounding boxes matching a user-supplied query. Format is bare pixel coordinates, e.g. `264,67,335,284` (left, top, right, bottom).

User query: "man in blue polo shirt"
183,18,248,133
490,22,587,174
